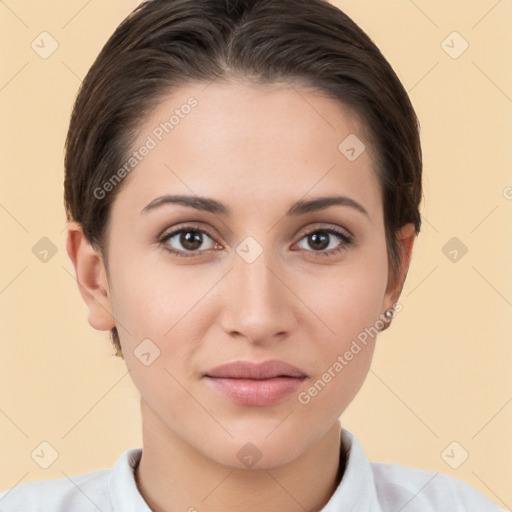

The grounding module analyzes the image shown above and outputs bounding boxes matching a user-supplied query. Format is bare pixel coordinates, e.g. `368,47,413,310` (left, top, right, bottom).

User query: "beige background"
1,0,511,508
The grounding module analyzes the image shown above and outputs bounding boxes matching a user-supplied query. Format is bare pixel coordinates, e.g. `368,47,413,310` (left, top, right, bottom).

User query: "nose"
218,248,299,345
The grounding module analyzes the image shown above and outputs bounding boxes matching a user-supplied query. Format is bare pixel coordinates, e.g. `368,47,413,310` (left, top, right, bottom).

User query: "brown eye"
297,228,351,254
306,231,330,251
160,227,217,256
179,230,204,251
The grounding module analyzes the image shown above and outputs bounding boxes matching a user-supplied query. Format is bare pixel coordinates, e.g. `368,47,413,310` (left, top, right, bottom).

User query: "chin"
201,430,311,471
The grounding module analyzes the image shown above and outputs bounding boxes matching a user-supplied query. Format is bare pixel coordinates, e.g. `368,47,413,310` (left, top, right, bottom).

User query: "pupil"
181,230,203,250
309,231,329,250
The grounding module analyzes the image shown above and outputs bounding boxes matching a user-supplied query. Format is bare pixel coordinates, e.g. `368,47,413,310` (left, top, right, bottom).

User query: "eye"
159,225,353,259
159,226,220,257
296,228,353,257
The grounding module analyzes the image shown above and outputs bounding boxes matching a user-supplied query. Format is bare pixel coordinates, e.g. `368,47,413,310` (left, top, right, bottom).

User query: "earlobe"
65,221,116,332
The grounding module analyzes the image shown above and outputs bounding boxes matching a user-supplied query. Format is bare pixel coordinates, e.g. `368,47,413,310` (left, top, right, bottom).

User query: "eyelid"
159,222,219,241
294,222,352,240
159,222,352,245
158,221,355,261
292,226,353,257
157,223,222,257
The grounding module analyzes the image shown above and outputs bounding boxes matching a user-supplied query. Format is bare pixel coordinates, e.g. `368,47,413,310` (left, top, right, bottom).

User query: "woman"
0,0,503,510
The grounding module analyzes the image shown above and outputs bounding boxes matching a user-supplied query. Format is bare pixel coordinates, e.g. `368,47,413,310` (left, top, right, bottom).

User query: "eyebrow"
140,194,369,218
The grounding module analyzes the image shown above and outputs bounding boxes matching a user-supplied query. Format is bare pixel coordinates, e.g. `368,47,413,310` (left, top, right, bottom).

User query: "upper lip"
204,359,307,379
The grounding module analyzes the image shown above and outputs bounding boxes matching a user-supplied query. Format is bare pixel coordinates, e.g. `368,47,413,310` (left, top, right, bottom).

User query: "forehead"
110,80,382,222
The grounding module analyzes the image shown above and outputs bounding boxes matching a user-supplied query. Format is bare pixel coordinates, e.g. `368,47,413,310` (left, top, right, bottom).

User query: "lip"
204,359,308,406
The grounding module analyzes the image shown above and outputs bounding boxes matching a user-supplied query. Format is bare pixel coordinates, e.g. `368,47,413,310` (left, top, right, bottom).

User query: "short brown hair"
64,0,422,358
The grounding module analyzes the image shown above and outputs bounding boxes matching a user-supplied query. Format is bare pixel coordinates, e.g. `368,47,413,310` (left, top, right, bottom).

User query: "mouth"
203,359,308,406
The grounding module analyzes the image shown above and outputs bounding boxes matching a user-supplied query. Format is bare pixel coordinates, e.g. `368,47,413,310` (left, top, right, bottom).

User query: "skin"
66,80,415,512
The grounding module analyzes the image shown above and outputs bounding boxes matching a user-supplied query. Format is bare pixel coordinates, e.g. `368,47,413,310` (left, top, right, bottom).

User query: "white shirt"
0,429,504,511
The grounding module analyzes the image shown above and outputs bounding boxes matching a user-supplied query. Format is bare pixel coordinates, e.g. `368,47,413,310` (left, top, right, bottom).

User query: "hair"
64,0,423,358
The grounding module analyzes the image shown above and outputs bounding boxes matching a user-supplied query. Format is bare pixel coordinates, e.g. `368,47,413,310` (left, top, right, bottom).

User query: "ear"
65,221,116,331
383,223,417,308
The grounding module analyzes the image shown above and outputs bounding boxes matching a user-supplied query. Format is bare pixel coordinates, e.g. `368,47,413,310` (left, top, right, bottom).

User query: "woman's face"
89,80,408,468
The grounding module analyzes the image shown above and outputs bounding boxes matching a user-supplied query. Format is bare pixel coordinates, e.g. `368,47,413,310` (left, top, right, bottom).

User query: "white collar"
107,428,380,511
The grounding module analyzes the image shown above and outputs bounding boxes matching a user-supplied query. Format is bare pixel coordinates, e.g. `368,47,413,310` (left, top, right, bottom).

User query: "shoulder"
0,467,112,512
370,462,504,512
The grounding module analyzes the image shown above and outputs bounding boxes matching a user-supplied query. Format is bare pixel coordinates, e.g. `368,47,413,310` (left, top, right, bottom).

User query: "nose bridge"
221,244,296,341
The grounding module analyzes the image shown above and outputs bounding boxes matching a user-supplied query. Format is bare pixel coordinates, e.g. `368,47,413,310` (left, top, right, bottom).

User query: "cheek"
302,247,389,346
108,253,220,342
295,259,387,415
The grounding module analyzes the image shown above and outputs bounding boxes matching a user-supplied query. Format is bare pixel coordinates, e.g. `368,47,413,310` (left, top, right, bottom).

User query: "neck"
135,402,346,512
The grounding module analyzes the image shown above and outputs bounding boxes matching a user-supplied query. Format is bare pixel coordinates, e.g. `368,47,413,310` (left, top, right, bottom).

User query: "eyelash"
159,225,353,259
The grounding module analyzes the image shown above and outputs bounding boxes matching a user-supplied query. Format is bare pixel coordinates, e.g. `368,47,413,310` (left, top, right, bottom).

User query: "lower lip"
205,376,306,406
